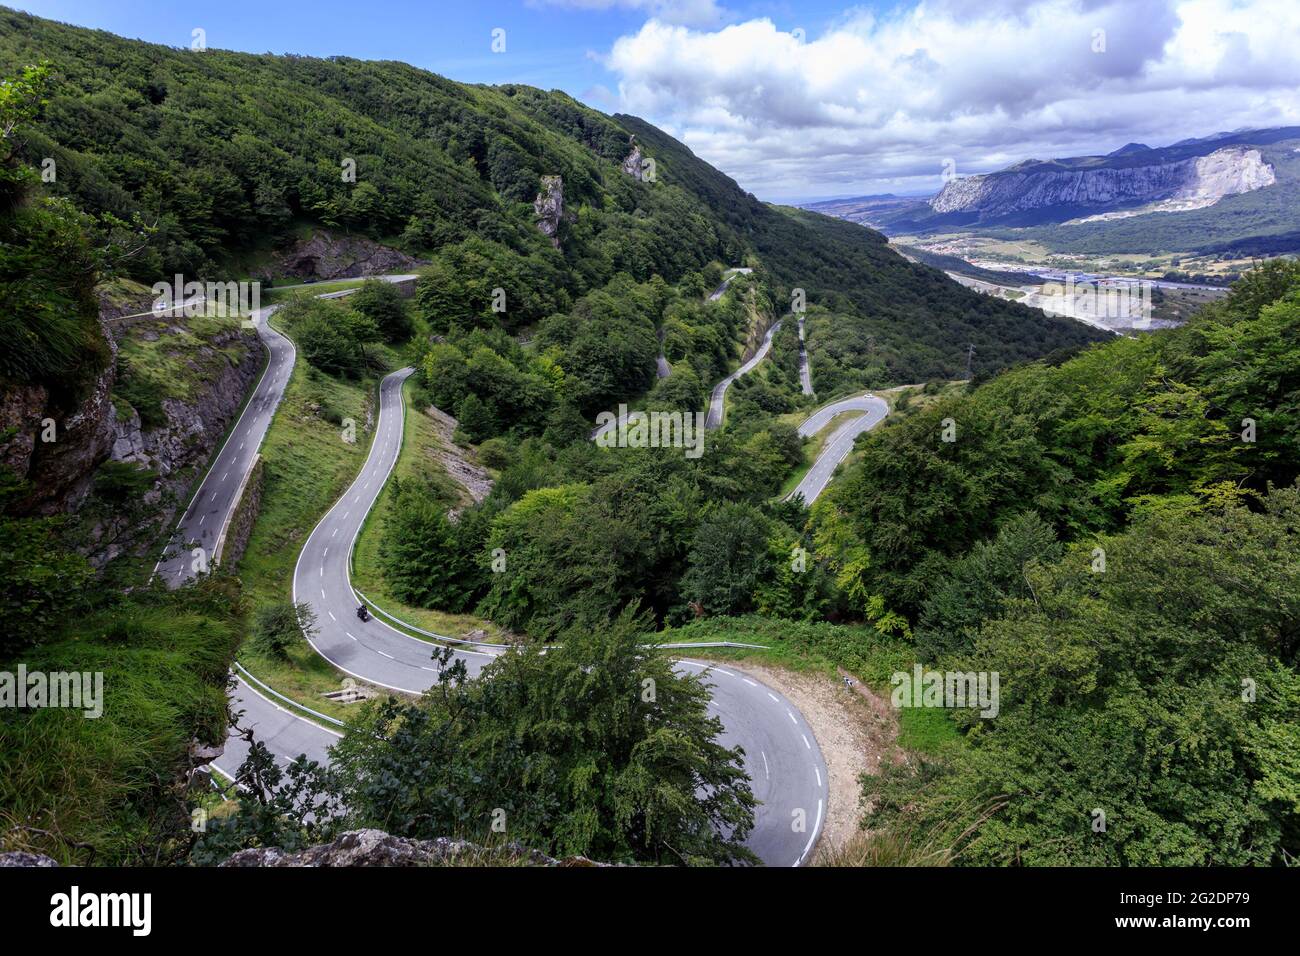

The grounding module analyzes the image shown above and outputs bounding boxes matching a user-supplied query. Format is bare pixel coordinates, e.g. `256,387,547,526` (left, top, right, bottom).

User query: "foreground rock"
219,829,608,867
0,851,59,867
1,288,259,552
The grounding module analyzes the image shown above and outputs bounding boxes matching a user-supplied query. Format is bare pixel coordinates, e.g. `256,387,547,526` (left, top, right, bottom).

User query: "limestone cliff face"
931,146,1275,218
0,316,119,516
533,174,565,248
1,290,261,565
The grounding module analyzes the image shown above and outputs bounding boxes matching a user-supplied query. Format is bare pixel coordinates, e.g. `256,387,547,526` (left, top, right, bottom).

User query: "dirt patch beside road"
718,659,900,863
423,404,493,506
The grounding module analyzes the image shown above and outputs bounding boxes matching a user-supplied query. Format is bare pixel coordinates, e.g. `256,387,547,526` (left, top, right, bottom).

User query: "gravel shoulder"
717,659,900,863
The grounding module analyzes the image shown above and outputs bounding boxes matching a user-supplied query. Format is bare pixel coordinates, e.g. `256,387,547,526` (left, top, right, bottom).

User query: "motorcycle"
356,604,370,622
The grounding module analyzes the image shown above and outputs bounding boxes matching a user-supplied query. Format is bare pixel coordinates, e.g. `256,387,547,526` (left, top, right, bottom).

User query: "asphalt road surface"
169,289,827,866
705,319,782,429
154,276,417,585
786,393,889,506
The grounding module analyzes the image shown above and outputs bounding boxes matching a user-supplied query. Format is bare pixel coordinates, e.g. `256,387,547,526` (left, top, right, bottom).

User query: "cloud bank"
600,0,1300,201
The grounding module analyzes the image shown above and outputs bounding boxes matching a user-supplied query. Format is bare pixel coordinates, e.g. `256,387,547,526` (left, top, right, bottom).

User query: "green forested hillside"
809,260,1300,864
0,5,1104,392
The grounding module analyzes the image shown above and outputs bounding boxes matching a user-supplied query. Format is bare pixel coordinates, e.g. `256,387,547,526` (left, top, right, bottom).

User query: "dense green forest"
3,6,1296,870
808,261,1300,864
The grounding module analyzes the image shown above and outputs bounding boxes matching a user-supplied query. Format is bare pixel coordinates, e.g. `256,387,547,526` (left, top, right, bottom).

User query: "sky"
11,0,1300,202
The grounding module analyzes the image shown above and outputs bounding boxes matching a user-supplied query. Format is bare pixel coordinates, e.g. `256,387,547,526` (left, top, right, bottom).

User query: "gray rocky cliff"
931,146,1275,218
1,289,262,566
622,134,645,181
533,174,565,248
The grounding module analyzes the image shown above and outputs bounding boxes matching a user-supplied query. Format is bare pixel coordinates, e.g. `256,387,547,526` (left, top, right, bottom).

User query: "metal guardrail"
655,641,771,650
354,588,770,653
233,661,345,728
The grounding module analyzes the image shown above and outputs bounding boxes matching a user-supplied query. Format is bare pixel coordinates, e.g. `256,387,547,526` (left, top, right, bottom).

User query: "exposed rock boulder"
1,318,119,516
219,829,608,867
622,134,645,181
0,851,59,867
261,231,424,281
533,174,565,248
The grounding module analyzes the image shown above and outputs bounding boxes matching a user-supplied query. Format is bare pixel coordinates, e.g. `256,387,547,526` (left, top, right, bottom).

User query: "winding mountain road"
704,319,782,429
786,393,889,505
174,283,827,866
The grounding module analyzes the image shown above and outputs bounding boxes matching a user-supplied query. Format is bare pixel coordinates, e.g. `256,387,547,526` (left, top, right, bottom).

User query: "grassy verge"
0,578,243,864
657,615,962,756
264,278,367,301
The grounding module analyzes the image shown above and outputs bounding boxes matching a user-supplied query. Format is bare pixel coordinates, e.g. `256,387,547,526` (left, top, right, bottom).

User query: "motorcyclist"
356,603,369,621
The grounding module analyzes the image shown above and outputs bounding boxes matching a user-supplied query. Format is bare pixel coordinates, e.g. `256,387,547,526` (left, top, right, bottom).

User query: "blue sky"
12,1,1300,202
11,0,849,93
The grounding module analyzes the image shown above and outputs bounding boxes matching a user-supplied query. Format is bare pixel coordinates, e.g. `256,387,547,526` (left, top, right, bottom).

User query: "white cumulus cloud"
600,0,1300,201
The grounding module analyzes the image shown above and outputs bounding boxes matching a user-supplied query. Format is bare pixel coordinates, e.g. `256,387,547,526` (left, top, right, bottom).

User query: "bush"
349,279,412,343
476,437,514,470
249,601,315,660
284,297,380,378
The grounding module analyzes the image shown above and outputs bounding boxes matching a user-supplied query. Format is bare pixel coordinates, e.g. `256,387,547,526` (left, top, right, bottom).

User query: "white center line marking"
376,650,394,660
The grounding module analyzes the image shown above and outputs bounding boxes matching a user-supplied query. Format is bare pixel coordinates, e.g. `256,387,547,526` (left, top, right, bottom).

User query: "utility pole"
964,342,976,380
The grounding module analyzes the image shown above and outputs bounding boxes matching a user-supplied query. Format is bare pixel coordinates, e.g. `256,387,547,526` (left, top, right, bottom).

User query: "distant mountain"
924,129,1293,225
806,128,1300,260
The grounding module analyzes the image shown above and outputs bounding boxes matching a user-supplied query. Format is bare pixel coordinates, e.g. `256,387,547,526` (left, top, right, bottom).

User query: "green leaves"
865,488,1300,866
330,608,756,865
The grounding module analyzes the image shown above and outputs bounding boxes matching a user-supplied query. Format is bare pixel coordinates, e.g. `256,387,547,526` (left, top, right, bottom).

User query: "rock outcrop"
261,231,423,280
533,174,565,248
622,134,645,181
1,317,119,516
616,135,642,182
1,287,262,566
931,146,1275,219
218,829,608,867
